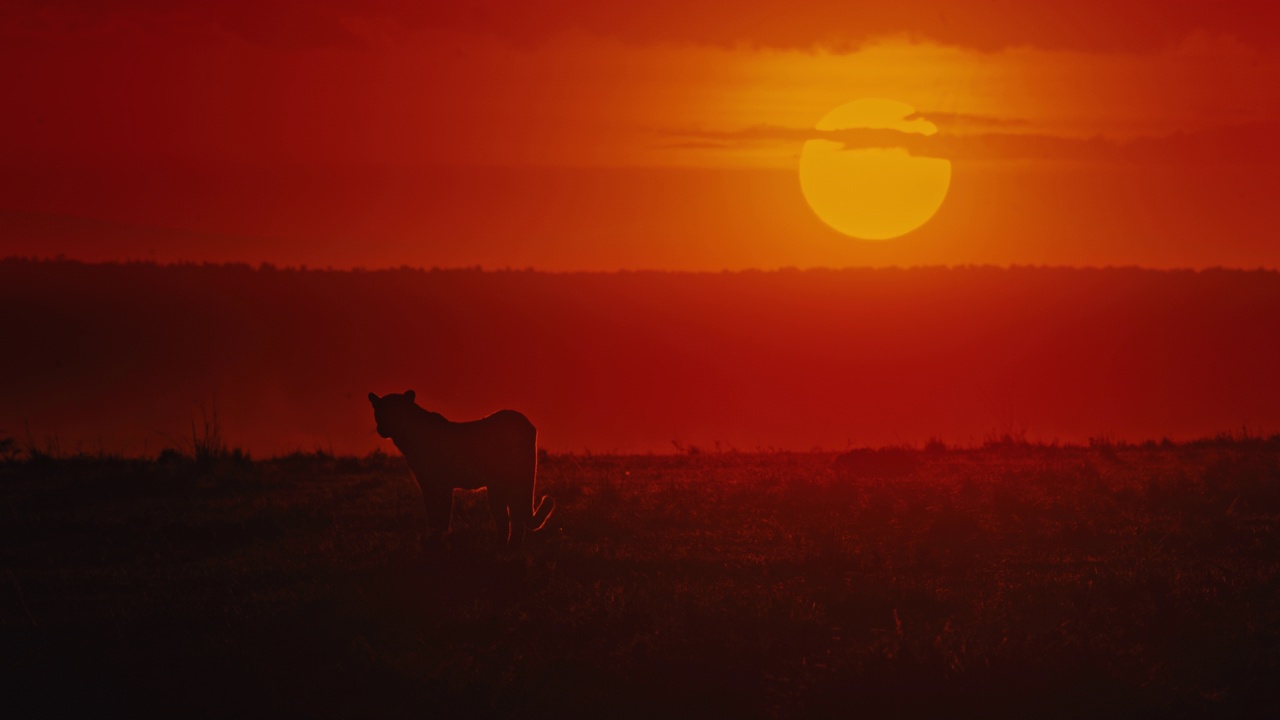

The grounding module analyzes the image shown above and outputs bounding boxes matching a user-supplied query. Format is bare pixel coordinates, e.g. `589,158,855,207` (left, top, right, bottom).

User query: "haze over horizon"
5,260,1278,457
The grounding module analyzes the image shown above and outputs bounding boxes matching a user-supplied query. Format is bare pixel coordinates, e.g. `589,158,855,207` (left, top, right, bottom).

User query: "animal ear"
368,392,379,404
404,390,416,402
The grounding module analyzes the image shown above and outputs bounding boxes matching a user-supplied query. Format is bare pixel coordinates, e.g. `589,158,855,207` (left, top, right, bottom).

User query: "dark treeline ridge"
3,258,1279,456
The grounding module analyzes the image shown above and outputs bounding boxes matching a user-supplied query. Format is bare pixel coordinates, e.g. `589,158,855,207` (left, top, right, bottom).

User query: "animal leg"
487,489,512,545
507,501,527,550
422,486,454,541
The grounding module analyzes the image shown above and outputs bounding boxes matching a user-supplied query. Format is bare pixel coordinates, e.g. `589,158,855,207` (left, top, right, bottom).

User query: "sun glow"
799,99,951,240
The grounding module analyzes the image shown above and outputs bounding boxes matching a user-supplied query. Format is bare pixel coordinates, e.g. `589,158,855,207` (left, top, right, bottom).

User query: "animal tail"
528,495,555,532
524,438,552,532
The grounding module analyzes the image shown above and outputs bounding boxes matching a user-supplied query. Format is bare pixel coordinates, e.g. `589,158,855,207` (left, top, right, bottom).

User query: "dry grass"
2,441,1278,718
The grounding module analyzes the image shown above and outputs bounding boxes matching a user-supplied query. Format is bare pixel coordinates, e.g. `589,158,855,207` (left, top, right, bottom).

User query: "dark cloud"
905,112,1029,128
3,0,1277,52
661,122,1280,163
657,140,740,150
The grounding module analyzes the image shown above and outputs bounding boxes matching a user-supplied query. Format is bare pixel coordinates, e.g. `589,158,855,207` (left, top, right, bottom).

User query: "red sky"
3,4,1280,455
3,1,1279,270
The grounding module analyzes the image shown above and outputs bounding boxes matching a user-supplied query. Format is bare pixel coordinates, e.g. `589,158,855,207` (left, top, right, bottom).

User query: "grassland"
2,440,1279,718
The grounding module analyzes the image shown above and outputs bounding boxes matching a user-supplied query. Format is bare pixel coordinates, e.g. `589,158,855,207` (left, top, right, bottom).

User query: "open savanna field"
3,440,1279,718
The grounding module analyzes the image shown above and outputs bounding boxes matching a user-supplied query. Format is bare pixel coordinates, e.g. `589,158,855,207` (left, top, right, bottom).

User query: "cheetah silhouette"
369,390,553,549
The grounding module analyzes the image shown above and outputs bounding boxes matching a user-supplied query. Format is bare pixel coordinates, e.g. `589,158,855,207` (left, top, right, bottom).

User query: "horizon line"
6,255,1280,277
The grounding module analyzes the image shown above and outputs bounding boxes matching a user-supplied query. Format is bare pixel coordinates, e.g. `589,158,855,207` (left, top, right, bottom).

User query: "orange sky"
2,1,1279,270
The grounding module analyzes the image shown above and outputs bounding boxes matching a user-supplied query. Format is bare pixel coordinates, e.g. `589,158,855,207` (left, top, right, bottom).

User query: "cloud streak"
660,122,1280,163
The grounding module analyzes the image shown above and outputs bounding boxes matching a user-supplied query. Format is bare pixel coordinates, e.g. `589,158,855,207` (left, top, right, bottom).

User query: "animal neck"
388,406,448,454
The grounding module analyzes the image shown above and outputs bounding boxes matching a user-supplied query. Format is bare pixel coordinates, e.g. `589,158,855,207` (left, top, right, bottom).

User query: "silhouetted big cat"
368,390,554,549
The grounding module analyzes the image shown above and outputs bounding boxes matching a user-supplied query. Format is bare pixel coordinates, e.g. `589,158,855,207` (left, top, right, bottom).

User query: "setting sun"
799,99,952,240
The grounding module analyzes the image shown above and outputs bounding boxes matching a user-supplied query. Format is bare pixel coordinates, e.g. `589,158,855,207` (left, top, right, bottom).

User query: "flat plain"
3,440,1278,718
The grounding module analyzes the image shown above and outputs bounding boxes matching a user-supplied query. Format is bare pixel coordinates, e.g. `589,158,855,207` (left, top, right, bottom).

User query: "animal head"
368,390,417,438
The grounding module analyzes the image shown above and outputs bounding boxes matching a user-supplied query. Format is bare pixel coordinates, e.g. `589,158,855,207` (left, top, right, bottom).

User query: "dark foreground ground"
2,440,1279,718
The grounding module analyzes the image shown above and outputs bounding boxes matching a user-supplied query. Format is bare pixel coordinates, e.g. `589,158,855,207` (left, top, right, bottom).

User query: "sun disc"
799,99,951,241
